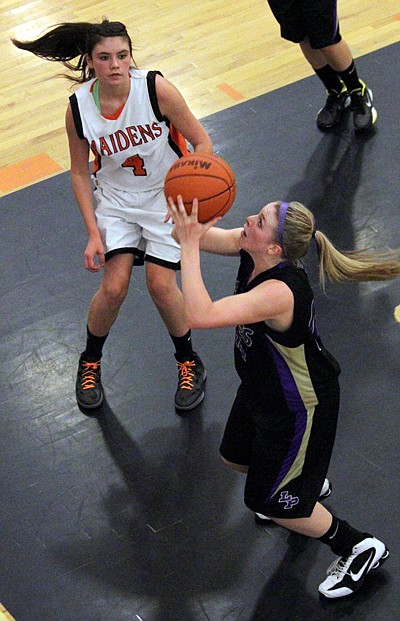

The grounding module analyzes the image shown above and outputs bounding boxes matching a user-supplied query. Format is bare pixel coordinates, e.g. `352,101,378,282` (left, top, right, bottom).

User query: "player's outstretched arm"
169,197,292,330
200,226,242,256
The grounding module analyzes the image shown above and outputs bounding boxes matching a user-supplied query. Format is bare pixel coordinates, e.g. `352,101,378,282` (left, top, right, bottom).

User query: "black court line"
0,43,399,621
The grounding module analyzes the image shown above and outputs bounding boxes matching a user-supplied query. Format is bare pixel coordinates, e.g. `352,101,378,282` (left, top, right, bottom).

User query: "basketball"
164,153,236,223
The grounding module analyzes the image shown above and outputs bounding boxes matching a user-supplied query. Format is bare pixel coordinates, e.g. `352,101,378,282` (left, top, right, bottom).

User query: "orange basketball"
164,153,236,223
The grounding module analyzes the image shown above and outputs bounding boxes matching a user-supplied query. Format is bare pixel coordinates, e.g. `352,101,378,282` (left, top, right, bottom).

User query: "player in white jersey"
12,19,213,411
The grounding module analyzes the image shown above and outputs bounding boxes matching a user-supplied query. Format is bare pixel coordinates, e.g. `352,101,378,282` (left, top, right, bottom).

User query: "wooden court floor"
1,2,400,620
1,0,400,194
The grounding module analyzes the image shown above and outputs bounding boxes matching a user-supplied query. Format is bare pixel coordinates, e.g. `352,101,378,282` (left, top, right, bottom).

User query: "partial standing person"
265,0,377,131
12,20,213,412
167,196,399,598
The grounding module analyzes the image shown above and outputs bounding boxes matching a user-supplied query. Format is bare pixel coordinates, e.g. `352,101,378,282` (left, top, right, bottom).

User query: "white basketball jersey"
69,69,189,191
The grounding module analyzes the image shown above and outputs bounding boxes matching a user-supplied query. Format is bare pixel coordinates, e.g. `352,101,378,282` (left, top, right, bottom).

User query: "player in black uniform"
265,0,377,131
167,197,399,599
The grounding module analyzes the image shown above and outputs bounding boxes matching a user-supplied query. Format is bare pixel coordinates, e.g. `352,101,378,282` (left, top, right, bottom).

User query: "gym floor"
0,41,399,621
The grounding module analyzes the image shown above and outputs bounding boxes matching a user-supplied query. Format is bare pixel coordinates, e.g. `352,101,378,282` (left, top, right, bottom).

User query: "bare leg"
300,37,353,72
87,253,135,336
145,261,189,336
76,254,135,409
272,502,332,538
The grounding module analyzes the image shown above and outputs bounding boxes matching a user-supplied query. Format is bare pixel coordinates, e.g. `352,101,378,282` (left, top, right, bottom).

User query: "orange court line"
218,83,245,101
0,153,63,193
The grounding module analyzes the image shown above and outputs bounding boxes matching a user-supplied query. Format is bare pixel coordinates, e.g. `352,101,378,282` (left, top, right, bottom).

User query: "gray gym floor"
0,43,399,621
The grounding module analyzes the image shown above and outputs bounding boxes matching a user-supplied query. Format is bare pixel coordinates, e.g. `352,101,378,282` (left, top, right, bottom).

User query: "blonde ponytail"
277,201,400,288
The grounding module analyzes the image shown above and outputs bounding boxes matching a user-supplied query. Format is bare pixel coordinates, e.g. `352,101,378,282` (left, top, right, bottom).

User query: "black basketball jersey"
234,251,340,411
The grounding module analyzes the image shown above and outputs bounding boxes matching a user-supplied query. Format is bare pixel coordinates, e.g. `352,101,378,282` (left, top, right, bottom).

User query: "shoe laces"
80,360,101,391
351,83,368,114
327,553,354,578
176,359,196,391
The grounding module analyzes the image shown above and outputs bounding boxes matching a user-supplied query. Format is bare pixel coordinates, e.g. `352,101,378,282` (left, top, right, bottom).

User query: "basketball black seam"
163,184,236,206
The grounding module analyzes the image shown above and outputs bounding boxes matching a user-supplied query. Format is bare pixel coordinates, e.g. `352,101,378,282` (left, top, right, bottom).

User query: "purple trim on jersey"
333,1,338,40
278,202,289,247
264,337,308,500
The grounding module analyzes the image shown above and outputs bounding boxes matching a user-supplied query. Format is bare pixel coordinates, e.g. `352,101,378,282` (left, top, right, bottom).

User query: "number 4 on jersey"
122,154,147,176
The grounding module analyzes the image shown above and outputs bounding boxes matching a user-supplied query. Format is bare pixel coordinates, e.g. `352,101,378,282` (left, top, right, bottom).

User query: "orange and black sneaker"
174,352,206,411
76,354,104,409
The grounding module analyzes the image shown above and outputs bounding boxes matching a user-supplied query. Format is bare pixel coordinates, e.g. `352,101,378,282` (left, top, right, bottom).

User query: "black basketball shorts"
220,381,340,518
266,0,342,49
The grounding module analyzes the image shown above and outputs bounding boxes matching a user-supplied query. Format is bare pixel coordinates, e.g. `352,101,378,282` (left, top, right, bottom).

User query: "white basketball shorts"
93,180,180,269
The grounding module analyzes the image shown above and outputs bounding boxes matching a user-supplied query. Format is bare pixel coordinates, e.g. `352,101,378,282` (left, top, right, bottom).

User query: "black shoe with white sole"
351,80,377,131
318,536,389,599
316,86,351,130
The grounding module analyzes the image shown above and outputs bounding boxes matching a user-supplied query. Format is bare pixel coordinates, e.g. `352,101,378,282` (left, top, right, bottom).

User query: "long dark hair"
12,19,136,83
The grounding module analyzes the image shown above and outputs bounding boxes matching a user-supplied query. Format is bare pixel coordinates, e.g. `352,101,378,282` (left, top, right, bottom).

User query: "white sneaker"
255,478,332,524
319,478,332,499
318,536,389,598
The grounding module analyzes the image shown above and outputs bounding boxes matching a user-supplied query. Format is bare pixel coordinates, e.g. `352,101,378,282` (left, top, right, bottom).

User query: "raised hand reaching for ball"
167,195,221,245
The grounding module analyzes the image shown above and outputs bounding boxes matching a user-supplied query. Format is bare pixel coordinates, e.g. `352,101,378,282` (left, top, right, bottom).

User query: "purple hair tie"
278,201,289,248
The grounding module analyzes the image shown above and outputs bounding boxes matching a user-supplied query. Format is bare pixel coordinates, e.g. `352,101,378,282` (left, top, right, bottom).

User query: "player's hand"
84,237,106,272
167,196,220,244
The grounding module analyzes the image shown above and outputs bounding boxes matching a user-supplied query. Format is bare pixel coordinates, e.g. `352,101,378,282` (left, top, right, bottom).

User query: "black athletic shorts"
266,0,342,49
220,381,340,518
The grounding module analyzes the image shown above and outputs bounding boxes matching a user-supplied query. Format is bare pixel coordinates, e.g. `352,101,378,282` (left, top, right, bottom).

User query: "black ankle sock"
83,326,108,359
314,64,343,93
319,515,367,556
337,61,362,94
170,330,194,361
